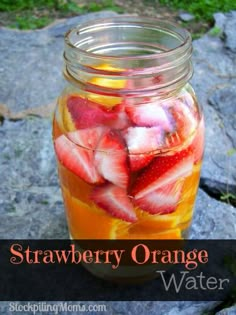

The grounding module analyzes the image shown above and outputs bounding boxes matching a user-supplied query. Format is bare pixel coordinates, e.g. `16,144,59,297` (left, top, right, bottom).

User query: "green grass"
1,0,236,30
227,148,236,157
0,0,123,29
0,0,84,12
159,0,236,22
208,26,222,36
10,16,53,30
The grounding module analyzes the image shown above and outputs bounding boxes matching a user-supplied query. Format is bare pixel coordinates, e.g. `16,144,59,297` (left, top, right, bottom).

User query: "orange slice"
87,92,122,108
88,64,126,108
58,163,93,204
53,116,63,139
118,228,182,240
128,208,180,234
181,162,201,200
62,186,130,239
54,95,76,133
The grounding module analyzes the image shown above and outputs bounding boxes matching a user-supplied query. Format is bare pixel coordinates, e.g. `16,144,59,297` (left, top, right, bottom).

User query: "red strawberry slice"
95,130,129,189
54,134,103,184
106,103,132,130
67,126,108,150
67,95,118,129
190,116,205,163
132,148,194,199
134,181,182,214
168,100,198,148
91,183,137,222
125,101,175,132
123,126,165,171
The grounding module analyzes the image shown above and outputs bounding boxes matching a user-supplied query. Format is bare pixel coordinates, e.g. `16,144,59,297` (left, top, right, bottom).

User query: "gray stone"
208,84,236,148
190,189,236,239
224,11,236,52
179,12,195,22
191,11,236,191
0,301,219,315
0,119,58,189
108,301,217,315
213,12,227,30
0,118,68,239
0,11,117,112
216,305,236,314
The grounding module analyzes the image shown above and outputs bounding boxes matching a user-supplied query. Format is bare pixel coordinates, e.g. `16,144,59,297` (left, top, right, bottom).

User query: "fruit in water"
190,117,205,163
125,101,175,132
132,148,194,199
133,181,183,214
54,84,203,240
95,130,129,189
123,126,164,171
87,64,126,108
56,127,129,188
91,183,137,222
168,101,197,147
67,95,118,129
131,209,180,233
67,126,108,150
54,134,103,184
62,186,129,239
67,95,131,130
109,104,132,130
119,228,182,240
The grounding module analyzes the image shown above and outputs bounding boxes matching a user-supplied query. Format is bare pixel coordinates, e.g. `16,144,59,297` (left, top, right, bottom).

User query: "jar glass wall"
53,17,204,243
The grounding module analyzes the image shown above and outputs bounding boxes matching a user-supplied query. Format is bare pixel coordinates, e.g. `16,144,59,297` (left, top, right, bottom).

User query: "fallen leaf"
0,103,11,119
0,100,57,120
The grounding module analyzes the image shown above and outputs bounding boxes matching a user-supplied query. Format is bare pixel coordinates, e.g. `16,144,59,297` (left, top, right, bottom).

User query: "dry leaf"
0,100,57,121
0,103,11,119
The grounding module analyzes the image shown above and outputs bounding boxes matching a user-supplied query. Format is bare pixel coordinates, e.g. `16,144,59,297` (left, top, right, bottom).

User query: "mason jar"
52,16,204,281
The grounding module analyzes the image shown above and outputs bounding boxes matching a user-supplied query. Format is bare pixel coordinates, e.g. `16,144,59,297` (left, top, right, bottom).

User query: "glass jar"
52,16,204,281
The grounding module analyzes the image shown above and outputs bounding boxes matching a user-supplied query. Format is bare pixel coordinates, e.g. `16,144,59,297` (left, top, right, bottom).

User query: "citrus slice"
58,163,93,204
62,95,77,132
54,95,74,133
118,228,182,240
62,186,130,239
128,208,180,234
88,64,126,108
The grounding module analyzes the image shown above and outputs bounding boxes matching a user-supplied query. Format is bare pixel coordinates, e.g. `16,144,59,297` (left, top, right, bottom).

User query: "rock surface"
0,10,236,315
0,11,117,113
191,11,236,192
179,12,195,22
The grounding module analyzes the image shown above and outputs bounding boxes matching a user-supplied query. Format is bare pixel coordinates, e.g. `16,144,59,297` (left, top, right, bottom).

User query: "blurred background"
0,0,236,38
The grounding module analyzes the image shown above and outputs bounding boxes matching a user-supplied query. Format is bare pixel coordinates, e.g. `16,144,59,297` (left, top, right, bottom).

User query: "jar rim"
64,15,191,61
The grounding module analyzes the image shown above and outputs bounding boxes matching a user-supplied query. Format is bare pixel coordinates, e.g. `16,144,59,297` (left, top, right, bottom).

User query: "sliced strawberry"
54,134,103,184
106,103,132,130
67,126,108,150
168,100,198,148
95,130,129,189
190,116,205,163
132,148,194,199
91,183,137,222
123,126,165,171
67,95,118,129
134,182,182,215
125,101,175,132
67,95,131,130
